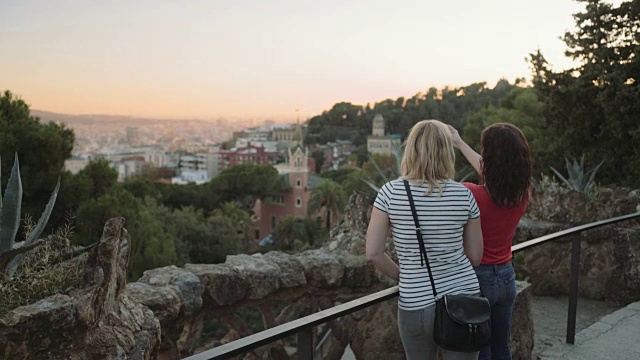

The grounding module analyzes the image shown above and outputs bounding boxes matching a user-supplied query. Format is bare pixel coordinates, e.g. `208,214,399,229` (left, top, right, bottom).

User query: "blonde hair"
400,119,455,194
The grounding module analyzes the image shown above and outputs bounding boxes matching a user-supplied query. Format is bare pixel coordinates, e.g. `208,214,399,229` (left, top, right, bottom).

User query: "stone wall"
0,218,161,360
126,249,385,359
514,186,640,303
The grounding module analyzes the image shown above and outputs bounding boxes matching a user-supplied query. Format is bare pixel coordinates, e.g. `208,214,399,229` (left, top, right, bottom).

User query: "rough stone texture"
262,251,307,288
518,221,640,302
513,217,565,245
137,266,204,318
0,217,161,360
527,186,639,224
297,250,345,288
511,282,534,360
185,263,247,306
125,247,385,359
513,186,640,303
346,299,406,360
226,254,283,299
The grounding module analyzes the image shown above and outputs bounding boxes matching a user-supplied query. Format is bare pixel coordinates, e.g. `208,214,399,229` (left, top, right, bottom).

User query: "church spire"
295,107,303,145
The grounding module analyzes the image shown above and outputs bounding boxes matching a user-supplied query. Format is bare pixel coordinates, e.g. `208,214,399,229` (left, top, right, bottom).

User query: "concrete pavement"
538,301,640,360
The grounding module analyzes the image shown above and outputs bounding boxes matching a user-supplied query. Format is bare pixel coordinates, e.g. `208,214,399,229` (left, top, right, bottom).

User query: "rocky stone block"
226,254,282,299
262,251,307,288
138,265,204,317
296,250,345,287
184,263,247,306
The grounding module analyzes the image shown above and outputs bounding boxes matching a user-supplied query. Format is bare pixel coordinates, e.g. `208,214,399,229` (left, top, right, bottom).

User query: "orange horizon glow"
2,0,619,122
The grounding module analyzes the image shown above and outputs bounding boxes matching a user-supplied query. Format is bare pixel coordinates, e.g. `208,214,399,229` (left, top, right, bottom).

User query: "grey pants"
398,305,479,360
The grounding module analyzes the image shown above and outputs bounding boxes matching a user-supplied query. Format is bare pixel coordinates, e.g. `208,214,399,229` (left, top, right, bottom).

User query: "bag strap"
403,180,438,298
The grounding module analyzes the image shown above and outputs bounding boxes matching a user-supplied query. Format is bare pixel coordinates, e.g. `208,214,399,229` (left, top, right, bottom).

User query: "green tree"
145,199,243,265
308,180,347,229
123,176,162,201
208,164,289,210
0,90,74,222
273,215,326,251
362,154,398,186
78,159,118,198
75,188,178,280
463,87,550,175
212,201,252,249
310,149,326,173
51,159,119,231
529,0,640,186
321,167,371,197
139,165,176,181
159,182,217,212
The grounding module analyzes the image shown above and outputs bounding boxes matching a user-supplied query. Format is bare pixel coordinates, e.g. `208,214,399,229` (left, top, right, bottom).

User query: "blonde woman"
366,119,483,360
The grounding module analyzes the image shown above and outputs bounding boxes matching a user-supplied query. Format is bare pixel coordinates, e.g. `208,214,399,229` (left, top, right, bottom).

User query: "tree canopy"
529,0,640,186
0,90,74,218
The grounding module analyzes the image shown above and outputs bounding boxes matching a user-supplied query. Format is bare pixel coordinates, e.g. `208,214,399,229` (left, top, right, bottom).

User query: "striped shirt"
374,179,481,310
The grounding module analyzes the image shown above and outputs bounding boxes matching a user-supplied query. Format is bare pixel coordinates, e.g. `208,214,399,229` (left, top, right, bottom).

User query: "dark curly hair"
480,123,532,207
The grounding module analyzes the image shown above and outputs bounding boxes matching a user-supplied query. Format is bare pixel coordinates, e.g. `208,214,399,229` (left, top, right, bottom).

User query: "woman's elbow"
469,256,481,267
365,251,379,264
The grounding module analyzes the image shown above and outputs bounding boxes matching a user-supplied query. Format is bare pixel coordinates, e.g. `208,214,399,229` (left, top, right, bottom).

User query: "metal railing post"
297,326,314,359
566,234,581,344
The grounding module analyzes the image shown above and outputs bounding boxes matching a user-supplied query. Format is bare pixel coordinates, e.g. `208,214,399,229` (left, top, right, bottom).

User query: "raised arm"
448,125,482,176
365,207,400,281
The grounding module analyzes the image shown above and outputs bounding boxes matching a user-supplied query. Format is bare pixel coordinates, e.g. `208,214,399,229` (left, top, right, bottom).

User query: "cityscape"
1,0,638,359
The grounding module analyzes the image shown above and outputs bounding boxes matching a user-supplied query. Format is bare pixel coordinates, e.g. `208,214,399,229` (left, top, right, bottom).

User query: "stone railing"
126,250,385,359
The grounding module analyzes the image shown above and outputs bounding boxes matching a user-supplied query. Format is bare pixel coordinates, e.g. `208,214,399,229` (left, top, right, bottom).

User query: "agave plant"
362,142,475,192
0,154,60,276
361,142,404,192
550,156,604,193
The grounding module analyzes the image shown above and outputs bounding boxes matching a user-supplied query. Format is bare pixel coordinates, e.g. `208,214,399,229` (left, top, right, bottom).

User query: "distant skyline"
0,0,624,121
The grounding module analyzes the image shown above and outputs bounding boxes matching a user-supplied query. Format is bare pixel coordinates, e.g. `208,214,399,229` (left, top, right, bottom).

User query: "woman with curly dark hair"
449,123,532,360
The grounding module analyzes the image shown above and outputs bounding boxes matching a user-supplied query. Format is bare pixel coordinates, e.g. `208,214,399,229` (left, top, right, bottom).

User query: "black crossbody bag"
403,180,491,352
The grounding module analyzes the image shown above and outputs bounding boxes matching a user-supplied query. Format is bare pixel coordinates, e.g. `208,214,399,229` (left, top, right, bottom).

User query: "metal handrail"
184,211,640,360
185,287,399,360
512,211,640,253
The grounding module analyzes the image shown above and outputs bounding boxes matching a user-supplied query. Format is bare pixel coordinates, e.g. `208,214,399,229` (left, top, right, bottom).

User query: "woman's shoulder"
387,178,407,187
446,179,475,192
380,179,405,192
459,181,482,190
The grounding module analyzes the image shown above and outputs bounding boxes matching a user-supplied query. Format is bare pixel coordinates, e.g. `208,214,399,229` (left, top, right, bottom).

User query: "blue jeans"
474,263,517,360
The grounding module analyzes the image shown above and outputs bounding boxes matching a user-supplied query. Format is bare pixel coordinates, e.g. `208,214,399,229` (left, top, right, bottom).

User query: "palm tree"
273,216,300,249
308,180,347,229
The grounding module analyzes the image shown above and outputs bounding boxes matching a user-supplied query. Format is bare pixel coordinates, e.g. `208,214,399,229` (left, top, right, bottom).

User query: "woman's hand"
448,124,482,175
448,125,463,148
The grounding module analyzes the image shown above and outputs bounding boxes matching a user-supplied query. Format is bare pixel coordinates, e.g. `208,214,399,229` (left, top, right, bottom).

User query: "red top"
462,183,528,265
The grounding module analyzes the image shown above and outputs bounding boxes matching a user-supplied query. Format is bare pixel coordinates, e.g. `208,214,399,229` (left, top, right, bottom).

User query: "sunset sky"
0,0,623,121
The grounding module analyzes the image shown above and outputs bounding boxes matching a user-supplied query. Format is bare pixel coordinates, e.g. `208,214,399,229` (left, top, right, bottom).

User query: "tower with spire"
251,107,324,246
367,113,401,156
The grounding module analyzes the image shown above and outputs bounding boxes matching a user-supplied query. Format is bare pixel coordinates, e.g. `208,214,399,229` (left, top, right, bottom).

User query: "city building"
251,142,325,243
366,114,401,156
218,143,284,172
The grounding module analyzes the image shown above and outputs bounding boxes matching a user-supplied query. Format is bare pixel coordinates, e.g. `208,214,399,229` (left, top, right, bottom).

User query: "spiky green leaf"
0,154,22,253
24,176,60,246
550,165,571,188
6,177,61,275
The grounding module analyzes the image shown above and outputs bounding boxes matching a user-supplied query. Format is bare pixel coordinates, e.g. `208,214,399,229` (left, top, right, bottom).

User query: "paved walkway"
537,301,640,360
